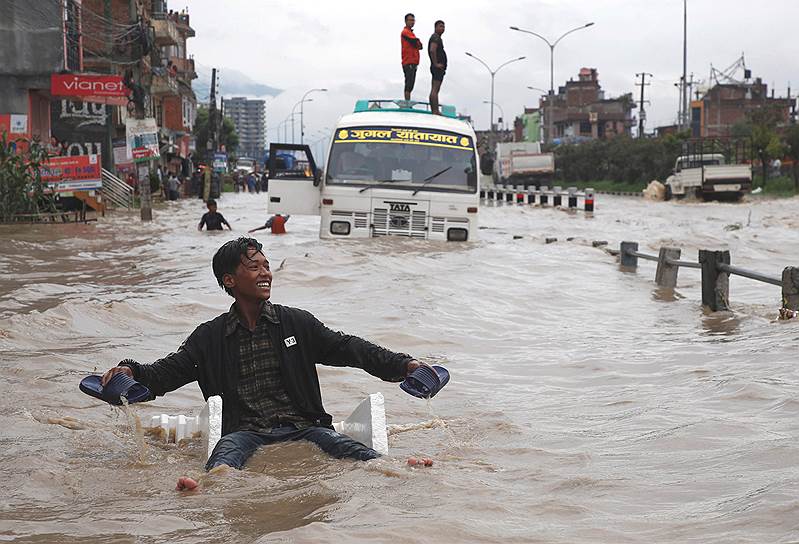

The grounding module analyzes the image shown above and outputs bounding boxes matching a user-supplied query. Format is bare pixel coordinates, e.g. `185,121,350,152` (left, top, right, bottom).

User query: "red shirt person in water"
400,13,423,101
248,214,290,235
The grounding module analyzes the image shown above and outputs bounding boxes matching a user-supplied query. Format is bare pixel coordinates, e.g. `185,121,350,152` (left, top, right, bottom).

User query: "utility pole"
681,0,688,130
122,0,151,221
204,68,218,201
636,72,652,138
219,96,225,151
208,68,218,155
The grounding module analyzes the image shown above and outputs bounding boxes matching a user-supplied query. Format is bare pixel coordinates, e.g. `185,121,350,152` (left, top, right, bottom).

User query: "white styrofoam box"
333,393,388,455
148,393,388,460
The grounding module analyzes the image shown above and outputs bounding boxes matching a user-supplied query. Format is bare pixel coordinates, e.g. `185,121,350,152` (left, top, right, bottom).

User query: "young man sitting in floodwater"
101,237,429,490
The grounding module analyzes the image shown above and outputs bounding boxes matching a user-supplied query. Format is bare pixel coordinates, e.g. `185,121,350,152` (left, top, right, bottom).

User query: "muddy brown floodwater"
1,193,798,543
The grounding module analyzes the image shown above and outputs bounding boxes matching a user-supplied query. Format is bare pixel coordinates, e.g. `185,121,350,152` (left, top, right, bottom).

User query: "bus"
267,99,480,241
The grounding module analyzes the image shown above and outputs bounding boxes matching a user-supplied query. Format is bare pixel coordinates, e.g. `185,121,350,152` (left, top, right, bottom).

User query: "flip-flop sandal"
400,365,450,399
79,373,151,405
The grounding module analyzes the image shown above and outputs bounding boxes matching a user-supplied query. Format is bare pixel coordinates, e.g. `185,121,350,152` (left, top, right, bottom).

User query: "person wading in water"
100,237,432,491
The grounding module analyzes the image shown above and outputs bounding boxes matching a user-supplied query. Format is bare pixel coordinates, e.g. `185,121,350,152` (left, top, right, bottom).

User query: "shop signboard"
125,118,160,162
0,114,28,137
50,99,106,158
39,154,103,192
213,152,227,173
51,73,129,106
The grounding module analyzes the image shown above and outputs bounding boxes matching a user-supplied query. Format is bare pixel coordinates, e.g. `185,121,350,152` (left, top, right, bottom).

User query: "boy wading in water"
198,199,232,231
101,237,431,490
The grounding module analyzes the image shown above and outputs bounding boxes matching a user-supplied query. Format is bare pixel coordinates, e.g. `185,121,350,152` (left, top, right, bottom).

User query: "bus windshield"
325,126,477,193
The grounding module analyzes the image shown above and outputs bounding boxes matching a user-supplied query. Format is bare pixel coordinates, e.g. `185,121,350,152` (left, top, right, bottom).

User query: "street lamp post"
290,98,312,144
482,100,505,130
510,22,595,143
300,88,327,144
465,52,525,131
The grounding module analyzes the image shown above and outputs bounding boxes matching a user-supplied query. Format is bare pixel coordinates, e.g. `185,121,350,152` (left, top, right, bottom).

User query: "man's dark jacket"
121,304,412,436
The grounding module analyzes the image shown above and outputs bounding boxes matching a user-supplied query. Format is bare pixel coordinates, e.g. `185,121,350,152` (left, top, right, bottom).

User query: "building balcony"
169,57,197,81
152,18,180,46
151,70,179,96
175,13,196,37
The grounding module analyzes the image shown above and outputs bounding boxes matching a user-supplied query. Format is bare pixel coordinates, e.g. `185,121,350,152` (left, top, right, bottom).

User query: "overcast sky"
186,0,797,152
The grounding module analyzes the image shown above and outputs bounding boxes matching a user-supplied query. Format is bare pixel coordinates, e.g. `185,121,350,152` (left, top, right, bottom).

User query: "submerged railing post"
567,187,578,209
699,249,731,311
782,266,799,311
620,241,639,268
552,186,562,207
584,188,595,212
655,247,682,288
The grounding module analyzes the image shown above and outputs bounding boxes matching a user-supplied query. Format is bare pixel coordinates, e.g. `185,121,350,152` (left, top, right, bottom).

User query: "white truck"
664,140,752,201
493,142,554,188
267,99,480,241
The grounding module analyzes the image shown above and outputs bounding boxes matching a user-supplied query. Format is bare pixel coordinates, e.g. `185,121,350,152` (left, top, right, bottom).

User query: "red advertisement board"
40,154,103,192
51,74,129,106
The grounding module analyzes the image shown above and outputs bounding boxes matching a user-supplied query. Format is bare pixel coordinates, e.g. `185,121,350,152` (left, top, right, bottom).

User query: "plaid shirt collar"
225,301,279,336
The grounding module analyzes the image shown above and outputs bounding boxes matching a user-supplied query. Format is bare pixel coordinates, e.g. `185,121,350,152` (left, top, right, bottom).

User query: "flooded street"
1,193,798,543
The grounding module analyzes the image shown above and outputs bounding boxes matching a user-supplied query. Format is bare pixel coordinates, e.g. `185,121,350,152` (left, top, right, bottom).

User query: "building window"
579,121,592,134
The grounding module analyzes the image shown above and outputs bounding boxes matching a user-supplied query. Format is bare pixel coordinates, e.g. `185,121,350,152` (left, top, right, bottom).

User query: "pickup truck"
665,152,752,201
494,142,554,187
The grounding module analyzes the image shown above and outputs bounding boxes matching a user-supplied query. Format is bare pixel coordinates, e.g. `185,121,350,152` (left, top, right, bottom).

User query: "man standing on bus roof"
428,20,447,115
401,13,423,101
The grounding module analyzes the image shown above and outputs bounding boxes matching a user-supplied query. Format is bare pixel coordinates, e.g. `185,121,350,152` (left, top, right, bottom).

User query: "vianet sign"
51,74,128,98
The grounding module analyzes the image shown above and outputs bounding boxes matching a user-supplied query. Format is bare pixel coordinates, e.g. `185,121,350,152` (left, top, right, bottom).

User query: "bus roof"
354,99,458,118
336,110,476,136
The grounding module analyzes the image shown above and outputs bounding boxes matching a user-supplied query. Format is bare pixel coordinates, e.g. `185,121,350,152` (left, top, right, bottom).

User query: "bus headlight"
447,228,468,242
330,221,351,235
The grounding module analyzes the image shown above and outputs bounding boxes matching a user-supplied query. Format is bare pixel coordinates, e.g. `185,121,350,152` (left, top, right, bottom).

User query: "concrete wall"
0,2,64,76
0,2,64,115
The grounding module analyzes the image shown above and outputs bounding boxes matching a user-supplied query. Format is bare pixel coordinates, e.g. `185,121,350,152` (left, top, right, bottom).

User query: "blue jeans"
205,425,379,470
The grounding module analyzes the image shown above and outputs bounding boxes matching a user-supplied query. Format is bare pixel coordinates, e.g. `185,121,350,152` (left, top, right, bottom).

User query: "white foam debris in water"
387,418,447,435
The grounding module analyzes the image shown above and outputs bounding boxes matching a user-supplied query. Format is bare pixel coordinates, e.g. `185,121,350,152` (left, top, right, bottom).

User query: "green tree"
0,133,56,221
751,124,784,188
193,107,239,163
748,106,786,188
782,125,799,190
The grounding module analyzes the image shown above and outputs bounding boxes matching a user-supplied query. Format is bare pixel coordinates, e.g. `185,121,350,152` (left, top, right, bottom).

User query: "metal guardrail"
480,185,595,212
101,169,135,210
615,241,798,313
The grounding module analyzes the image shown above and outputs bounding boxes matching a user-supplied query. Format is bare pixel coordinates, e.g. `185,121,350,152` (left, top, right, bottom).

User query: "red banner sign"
51,74,129,101
40,154,103,192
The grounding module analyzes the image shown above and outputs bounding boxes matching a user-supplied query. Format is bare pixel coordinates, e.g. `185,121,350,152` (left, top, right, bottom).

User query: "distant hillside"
194,63,283,101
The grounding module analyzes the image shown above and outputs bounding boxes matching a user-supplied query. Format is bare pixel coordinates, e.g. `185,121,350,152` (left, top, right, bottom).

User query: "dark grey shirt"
226,302,310,431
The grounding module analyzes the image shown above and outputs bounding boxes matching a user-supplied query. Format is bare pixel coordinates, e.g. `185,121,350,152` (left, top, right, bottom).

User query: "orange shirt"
401,27,421,65
271,214,286,234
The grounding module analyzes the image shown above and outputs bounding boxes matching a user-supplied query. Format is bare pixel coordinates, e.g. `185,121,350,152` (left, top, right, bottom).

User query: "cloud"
186,0,798,137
